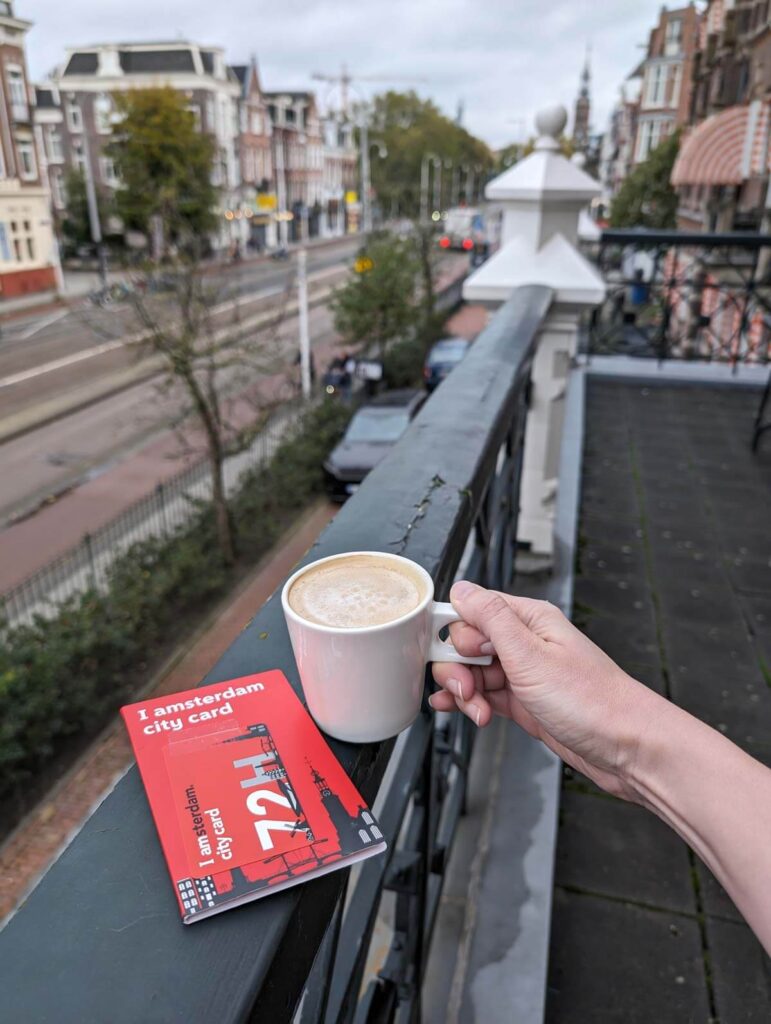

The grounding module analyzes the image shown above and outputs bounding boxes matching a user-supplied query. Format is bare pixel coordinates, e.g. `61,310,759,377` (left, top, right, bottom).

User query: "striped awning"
671,101,770,187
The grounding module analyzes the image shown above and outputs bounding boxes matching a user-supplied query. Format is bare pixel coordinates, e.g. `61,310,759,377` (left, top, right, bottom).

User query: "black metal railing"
588,229,771,365
0,284,553,1024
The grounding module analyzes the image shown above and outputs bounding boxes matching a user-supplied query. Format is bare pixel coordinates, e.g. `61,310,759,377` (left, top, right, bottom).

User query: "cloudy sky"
22,0,666,149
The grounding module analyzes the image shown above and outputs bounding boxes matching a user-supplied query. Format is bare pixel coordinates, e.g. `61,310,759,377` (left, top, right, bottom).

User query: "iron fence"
0,284,553,1024
588,229,771,365
1,406,298,628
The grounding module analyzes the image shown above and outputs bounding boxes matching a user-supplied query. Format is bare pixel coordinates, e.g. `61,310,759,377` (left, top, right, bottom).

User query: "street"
0,250,470,594
0,237,360,431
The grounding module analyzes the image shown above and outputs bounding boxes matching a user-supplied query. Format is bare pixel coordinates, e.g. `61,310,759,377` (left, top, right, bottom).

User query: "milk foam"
289,558,423,628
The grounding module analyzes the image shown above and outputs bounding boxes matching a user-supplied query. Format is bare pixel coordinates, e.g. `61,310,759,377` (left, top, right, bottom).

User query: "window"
670,64,682,107
51,168,64,208
0,223,10,261
645,64,668,107
7,66,27,120
664,18,682,56
285,107,296,124
94,93,112,134
48,129,63,162
26,237,34,260
66,102,83,132
72,141,87,175
13,238,21,261
100,156,118,186
186,104,201,130
17,142,36,179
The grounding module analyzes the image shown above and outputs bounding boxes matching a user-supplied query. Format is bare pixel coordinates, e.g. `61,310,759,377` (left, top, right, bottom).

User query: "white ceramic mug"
281,551,492,743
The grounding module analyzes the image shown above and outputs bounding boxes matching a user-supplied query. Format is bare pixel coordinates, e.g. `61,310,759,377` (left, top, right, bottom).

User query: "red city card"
121,670,386,924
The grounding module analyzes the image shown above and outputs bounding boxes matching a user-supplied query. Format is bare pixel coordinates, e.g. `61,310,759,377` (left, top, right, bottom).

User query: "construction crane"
311,64,428,117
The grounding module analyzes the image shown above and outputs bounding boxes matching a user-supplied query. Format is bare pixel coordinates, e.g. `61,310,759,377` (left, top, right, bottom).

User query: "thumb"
449,580,536,665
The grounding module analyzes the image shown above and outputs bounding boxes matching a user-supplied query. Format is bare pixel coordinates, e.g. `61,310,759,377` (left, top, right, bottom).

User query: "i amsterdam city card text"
121,670,386,924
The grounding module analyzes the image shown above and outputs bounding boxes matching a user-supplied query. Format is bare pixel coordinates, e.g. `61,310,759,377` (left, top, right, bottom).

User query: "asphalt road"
0,237,359,424
0,302,340,529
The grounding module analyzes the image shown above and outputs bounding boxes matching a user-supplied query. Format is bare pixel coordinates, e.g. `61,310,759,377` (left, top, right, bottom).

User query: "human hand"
430,581,667,802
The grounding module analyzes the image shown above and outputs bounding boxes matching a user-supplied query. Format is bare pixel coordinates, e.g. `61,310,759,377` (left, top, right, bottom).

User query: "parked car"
323,390,426,501
423,337,471,392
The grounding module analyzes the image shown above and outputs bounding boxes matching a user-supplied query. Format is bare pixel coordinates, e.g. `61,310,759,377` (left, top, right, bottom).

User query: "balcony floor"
547,378,771,1022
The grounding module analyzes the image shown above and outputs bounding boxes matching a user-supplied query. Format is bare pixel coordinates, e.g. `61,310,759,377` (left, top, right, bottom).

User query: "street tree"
128,262,289,565
610,132,680,229
365,91,493,217
330,231,421,361
108,87,218,251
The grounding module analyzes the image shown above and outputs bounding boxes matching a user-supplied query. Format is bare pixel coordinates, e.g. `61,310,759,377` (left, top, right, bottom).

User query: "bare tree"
128,256,292,565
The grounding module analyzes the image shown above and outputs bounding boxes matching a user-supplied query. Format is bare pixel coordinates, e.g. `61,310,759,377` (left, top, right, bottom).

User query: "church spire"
573,44,591,151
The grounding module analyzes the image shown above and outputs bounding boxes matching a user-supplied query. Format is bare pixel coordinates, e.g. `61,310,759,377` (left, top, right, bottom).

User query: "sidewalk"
0,499,337,925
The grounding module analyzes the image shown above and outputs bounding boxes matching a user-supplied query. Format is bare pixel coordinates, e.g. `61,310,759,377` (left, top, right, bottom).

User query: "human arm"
431,580,771,954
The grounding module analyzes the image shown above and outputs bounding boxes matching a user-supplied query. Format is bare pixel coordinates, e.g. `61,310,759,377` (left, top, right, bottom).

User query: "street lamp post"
420,151,439,222
360,120,387,234
432,157,442,215
274,132,289,249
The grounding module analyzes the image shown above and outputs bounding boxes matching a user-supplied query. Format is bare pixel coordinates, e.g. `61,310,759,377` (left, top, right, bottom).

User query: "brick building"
673,0,771,229
633,3,702,164
321,112,357,237
264,90,324,243
0,1,59,298
230,58,275,250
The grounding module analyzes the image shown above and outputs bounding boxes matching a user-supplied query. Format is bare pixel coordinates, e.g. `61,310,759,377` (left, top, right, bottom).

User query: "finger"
431,662,477,702
454,691,493,728
428,690,458,713
447,619,492,657
450,581,538,666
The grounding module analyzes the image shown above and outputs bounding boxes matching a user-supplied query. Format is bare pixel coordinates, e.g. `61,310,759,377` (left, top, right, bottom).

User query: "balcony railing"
0,284,553,1024
588,229,771,365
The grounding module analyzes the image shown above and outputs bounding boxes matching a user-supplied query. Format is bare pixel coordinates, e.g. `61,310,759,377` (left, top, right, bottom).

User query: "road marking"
0,263,348,391
16,308,70,340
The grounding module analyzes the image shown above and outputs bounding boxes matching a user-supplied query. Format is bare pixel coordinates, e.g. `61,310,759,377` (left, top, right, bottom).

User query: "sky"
22,0,669,149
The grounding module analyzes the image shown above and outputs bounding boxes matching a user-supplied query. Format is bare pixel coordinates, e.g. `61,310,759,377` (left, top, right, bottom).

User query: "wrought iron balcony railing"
0,284,553,1024
588,229,771,365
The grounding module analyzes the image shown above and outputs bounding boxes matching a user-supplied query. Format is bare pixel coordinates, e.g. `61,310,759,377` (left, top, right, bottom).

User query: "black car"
423,337,471,392
323,389,425,501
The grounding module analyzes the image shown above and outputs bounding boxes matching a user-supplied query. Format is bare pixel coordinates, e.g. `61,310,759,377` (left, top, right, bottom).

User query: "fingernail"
428,693,438,709
480,641,495,655
452,580,475,600
475,707,481,727
447,677,463,698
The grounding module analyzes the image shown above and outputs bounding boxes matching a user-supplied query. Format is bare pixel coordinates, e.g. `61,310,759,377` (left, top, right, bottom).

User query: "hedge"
0,398,352,824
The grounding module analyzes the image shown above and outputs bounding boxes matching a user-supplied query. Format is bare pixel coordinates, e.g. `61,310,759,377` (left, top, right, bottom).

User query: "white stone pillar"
463,105,606,561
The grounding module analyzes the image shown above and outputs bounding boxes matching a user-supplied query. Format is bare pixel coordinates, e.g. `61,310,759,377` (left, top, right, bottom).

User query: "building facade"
0,2,59,298
673,0,771,230
50,41,243,251
321,112,356,237
633,4,701,165
598,75,642,202
264,91,324,242
229,59,275,250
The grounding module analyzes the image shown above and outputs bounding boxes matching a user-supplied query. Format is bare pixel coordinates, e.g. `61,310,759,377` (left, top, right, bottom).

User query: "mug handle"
427,602,493,666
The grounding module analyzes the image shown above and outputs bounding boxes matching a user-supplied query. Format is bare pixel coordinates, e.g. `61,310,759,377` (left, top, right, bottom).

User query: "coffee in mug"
287,553,426,628
281,551,492,743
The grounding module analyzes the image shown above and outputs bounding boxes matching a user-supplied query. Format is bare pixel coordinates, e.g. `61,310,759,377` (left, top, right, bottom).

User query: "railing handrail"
0,284,554,1024
600,228,771,249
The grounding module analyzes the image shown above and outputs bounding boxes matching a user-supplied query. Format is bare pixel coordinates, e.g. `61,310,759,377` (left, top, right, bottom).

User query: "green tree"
108,87,217,249
366,91,493,218
330,231,421,360
60,168,111,254
610,132,680,229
